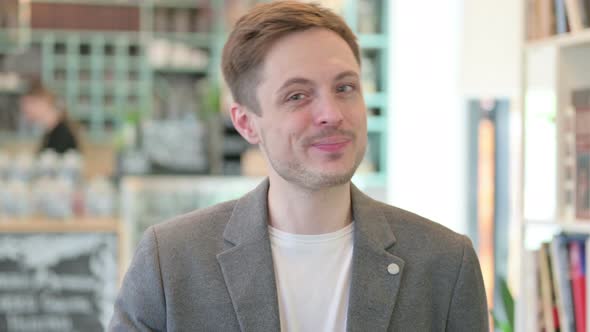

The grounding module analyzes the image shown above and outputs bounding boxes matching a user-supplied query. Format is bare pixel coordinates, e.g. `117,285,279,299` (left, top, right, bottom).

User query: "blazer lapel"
216,179,281,332
347,185,405,332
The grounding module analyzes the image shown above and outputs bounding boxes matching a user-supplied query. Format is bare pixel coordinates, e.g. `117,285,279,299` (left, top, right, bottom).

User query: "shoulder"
370,199,471,258
50,120,75,137
370,200,481,296
43,119,79,153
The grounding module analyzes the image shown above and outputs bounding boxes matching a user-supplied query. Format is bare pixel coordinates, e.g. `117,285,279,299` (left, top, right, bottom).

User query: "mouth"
310,137,352,152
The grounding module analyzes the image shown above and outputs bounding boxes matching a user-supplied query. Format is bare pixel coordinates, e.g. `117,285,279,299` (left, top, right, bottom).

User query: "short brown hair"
221,1,360,114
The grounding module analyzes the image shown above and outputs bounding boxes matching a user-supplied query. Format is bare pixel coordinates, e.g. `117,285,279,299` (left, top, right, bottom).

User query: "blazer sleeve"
446,235,489,331
109,227,166,332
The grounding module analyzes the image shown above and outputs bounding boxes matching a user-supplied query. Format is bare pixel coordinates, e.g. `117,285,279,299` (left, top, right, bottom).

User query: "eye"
336,84,355,93
287,93,306,101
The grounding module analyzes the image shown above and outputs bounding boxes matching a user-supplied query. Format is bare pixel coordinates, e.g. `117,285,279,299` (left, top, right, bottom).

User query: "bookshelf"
0,0,30,53
517,0,590,326
522,32,590,229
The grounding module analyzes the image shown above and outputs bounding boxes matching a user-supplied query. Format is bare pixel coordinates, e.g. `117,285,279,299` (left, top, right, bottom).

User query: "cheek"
263,126,295,152
338,97,365,120
269,113,310,139
355,108,368,129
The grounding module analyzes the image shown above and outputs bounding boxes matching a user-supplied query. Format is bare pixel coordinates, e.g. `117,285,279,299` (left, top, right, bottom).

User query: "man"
109,2,488,331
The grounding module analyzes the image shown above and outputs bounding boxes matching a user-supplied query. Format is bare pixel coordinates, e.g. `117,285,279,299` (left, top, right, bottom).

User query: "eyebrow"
333,70,360,81
275,70,360,96
275,77,314,97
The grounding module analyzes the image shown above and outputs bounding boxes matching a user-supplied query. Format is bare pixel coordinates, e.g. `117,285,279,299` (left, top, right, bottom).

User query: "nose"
314,94,344,127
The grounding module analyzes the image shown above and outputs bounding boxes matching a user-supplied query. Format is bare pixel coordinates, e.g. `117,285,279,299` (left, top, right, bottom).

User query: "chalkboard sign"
0,231,118,332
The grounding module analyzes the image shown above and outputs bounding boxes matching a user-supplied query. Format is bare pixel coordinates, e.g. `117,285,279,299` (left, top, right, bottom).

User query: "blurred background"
0,0,589,331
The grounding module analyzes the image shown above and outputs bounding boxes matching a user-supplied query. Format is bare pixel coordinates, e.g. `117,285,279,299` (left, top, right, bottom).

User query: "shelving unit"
517,14,590,330
348,0,388,184
33,31,151,137
0,0,218,138
522,30,590,228
0,0,30,53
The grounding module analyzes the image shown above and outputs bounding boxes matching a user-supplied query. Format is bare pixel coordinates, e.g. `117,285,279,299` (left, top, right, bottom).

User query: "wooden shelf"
30,0,142,7
152,32,212,47
31,29,143,40
153,66,208,75
558,222,590,233
52,55,145,70
525,28,590,49
0,217,120,232
524,219,590,232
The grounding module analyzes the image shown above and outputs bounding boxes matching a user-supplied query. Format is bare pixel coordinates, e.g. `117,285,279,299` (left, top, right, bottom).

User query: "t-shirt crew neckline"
268,222,354,244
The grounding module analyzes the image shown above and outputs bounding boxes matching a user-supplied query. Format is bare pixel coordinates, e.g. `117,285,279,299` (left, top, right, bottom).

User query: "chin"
266,150,363,190
297,168,358,190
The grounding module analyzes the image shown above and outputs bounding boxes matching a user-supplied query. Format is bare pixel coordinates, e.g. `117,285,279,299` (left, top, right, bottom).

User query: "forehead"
22,95,49,103
260,28,360,83
21,95,42,106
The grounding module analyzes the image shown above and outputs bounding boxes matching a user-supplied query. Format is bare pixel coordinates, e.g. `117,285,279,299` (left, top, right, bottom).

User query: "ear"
229,102,260,144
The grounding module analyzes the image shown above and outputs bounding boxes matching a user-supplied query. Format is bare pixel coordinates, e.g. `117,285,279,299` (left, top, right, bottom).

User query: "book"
555,0,571,33
578,0,590,27
540,243,559,332
573,89,590,219
565,0,586,31
524,250,541,331
552,234,576,332
540,0,558,37
569,240,587,332
527,0,539,39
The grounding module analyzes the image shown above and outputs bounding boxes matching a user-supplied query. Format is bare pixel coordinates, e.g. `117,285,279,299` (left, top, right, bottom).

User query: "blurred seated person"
20,80,80,154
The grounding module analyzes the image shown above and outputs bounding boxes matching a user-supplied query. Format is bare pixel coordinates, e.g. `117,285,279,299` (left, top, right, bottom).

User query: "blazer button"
387,263,400,275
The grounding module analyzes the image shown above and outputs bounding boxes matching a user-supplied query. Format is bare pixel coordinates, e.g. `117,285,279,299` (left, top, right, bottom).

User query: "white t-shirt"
268,222,354,332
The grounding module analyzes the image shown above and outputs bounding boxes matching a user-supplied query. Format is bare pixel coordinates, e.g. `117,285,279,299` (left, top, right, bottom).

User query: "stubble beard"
259,132,366,191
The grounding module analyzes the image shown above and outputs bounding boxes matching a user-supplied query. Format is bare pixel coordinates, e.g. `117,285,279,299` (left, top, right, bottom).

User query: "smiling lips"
311,137,352,152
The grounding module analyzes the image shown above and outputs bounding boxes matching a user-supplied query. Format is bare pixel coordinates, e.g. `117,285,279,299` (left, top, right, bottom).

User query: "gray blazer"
109,179,488,331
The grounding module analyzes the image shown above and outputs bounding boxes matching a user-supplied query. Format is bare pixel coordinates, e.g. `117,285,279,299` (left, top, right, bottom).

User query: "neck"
267,174,353,235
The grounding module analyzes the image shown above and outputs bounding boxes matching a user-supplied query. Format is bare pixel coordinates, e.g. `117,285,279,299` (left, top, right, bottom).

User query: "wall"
387,0,467,234
387,0,523,234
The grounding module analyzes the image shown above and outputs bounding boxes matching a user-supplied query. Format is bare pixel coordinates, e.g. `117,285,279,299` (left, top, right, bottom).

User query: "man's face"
249,28,367,190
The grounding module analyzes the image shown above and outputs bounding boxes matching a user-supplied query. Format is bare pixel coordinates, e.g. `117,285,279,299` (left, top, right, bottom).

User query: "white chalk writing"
6,314,73,331
41,294,93,314
38,272,98,292
0,295,37,313
0,273,32,290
